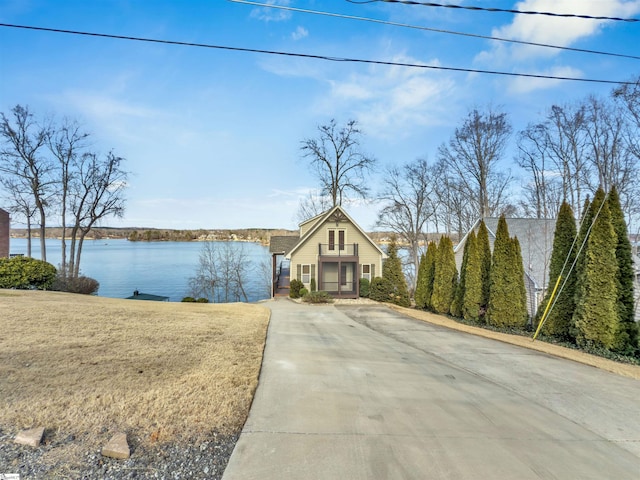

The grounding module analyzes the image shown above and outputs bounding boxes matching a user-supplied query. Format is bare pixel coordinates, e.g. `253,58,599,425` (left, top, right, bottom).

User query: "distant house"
125,290,170,302
269,206,386,298
0,208,9,258
455,217,556,319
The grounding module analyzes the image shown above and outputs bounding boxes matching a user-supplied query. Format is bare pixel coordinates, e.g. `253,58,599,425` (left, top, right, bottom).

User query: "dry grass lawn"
390,304,640,380
0,289,270,452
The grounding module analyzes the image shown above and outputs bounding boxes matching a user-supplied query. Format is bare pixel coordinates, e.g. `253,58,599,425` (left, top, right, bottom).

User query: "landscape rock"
101,432,130,460
14,427,45,447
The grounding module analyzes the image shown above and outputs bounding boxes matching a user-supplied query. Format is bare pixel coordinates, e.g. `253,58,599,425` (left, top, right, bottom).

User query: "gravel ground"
0,427,238,479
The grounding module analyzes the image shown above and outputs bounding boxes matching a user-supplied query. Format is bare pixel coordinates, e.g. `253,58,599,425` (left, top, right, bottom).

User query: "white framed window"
362,264,371,281
302,264,311,284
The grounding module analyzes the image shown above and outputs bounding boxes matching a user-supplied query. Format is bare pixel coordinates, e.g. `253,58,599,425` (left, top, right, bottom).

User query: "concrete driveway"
222,299,640,480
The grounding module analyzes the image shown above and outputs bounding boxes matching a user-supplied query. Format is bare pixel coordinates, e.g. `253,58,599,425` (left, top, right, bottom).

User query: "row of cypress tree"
537,186,638,355
414,215,529,328
409,184,638,357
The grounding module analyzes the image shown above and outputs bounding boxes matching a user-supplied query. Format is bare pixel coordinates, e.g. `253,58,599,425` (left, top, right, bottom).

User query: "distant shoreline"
10,227,299,245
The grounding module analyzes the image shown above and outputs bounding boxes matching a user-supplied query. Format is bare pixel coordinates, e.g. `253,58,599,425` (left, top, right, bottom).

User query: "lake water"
9,238,271,302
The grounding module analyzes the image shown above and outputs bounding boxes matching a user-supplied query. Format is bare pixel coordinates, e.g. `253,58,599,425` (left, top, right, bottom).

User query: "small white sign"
0,475,20,480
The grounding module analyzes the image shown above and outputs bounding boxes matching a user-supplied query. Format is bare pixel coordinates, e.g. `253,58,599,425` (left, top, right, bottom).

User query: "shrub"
52,274,100,295
0,256,57,290
382,239,410,307
289,279,304,299
369,276,392,302
359,277,370,298
310,277,317,292
302,291,333,303
182,296,196,302
299,287,309,297
196,297,209,303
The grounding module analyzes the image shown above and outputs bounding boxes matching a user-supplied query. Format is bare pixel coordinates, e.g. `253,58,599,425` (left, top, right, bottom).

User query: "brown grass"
390,304,640,380
0,290,270,450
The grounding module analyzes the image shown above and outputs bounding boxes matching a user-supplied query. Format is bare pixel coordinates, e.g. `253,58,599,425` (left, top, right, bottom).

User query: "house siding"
290,217,383,292
0,208,9,258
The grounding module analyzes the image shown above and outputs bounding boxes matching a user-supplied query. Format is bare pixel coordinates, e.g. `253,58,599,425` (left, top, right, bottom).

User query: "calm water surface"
10,238,271,302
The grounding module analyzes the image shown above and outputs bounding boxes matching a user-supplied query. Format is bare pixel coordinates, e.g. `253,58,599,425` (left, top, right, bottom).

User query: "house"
0,208,9,258
454,217,556,319
269,206,386,298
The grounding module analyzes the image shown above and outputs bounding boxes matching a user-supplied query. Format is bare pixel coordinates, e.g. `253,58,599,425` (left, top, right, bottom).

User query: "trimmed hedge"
0,256,57,290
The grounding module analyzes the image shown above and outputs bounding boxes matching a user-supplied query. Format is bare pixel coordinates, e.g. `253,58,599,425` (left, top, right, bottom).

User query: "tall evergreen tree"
537,202,577,339
415,243,436,310
417,241,437,311
477,220,492,319
487,216,527,327
462,231,483,322
573,188,619,349
608,185,638,354
569,196,592,341
431,236,458,314
511,236,530,325
451,234,470,318
382,238,411,307
414,251,428,309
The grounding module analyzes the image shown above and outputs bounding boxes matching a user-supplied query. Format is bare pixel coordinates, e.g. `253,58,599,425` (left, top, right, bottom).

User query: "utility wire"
0,23,636,85
349,0,640,22
533,195,608,340
231,0,640,61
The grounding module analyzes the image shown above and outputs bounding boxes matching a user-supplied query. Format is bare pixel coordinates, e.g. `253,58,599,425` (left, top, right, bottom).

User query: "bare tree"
0,105,53,260
47,118,90,275
582,96,640,228
438,107,513,219
189,241,253,303
376,158,437,291
544,103,590,218
301,119,376,207
432,158,476,237
516,123,562,219
613,76,640,128
295,189,332,224
67,151,127,277
0,175,37,256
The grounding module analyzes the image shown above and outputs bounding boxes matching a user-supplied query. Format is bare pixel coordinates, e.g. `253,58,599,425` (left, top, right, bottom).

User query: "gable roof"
286,205,386,259
455,217,556,290
269,235,301,255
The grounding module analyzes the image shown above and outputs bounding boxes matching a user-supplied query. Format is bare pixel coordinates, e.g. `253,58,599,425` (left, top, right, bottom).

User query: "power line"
231,0,640,61
349,0,640,22
0,23,636,85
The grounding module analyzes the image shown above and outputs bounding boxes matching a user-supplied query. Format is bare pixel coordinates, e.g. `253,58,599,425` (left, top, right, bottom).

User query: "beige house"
269,206,386,298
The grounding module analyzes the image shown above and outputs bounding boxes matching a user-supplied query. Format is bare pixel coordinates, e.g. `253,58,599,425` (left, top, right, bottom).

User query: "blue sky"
1,0,639,230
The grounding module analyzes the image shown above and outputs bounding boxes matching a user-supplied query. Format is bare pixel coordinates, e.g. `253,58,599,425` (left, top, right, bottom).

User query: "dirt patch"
389,304,640,380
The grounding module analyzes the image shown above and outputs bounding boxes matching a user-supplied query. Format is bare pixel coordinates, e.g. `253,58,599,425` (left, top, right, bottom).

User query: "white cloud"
317,54,455,139
506,65,584,94
478,0,640,63
291,26,308,41
250,0,292,22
